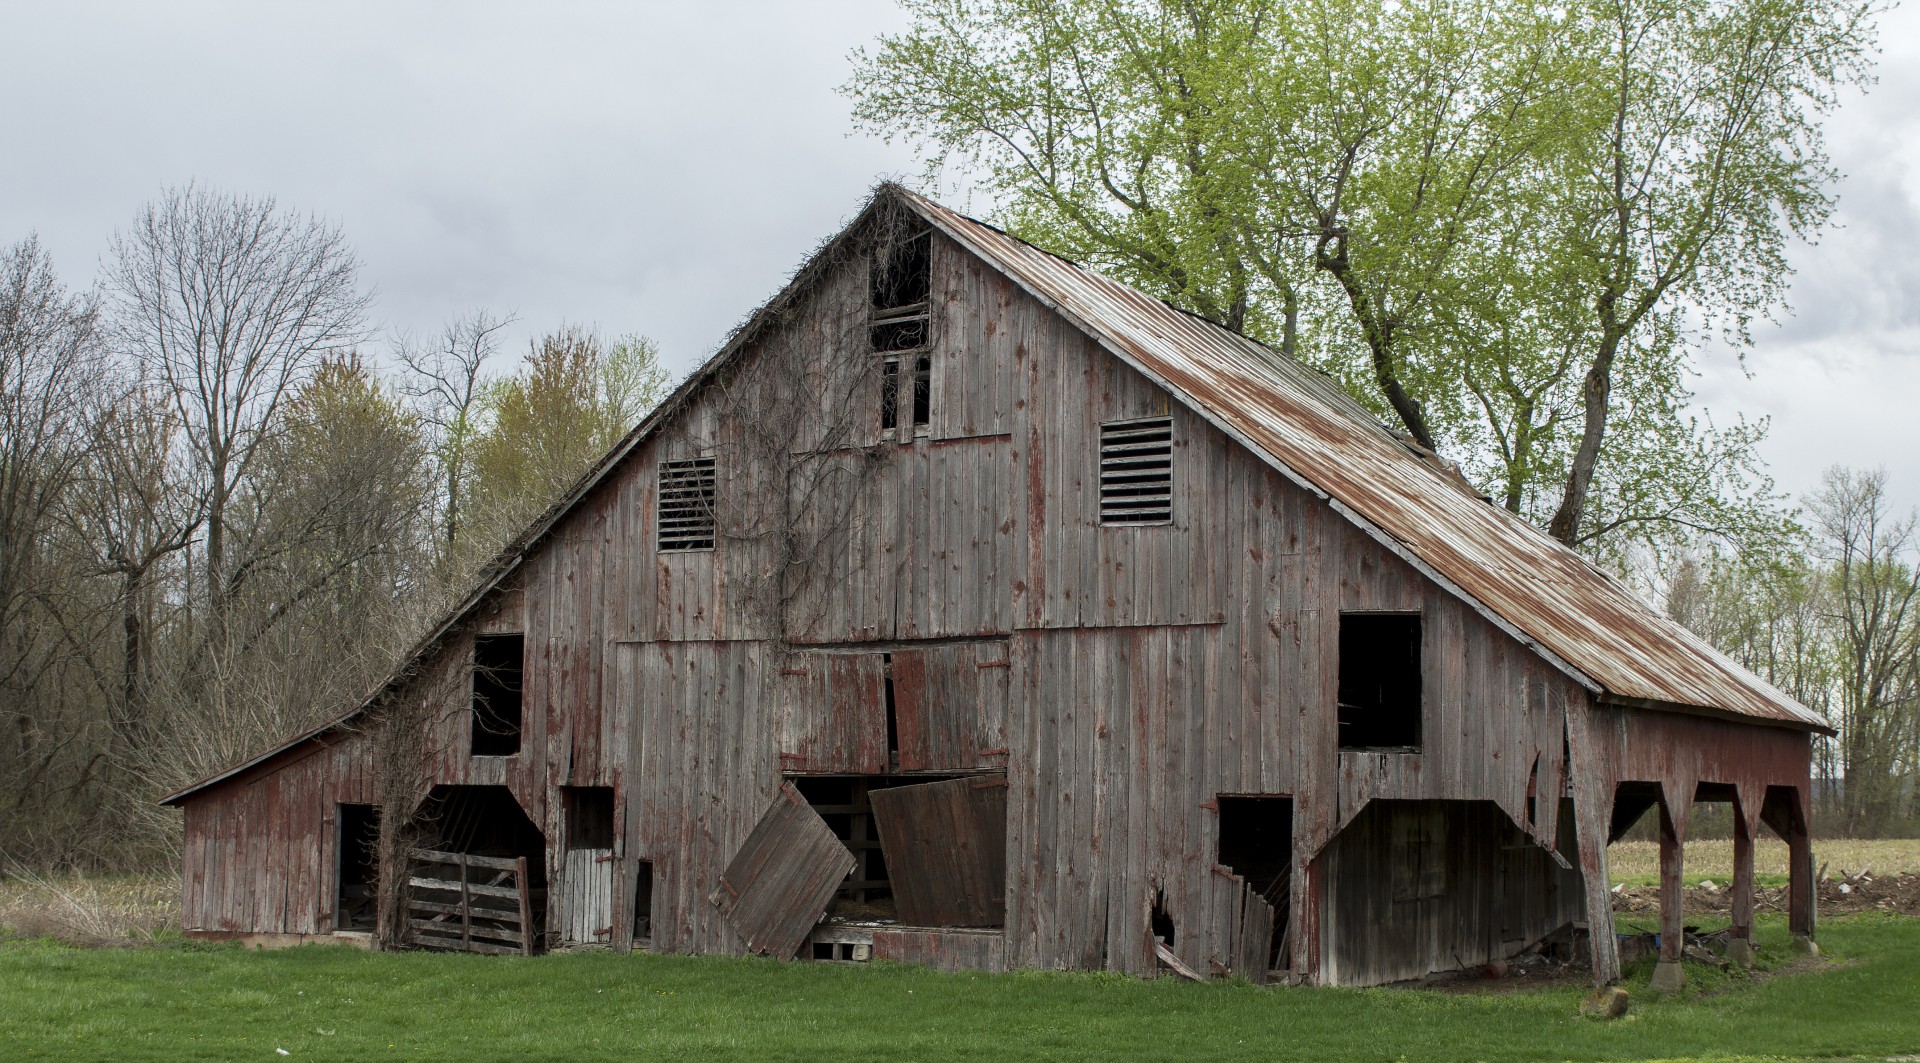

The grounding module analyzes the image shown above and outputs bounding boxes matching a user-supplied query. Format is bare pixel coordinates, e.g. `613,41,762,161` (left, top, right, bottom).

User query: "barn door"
562,849,615,945
868,775,1008,927
711,782,857,958
561,787,616,945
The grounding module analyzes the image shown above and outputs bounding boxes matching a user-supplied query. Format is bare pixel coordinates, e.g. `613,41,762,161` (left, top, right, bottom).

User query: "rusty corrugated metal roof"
903,189,1828,732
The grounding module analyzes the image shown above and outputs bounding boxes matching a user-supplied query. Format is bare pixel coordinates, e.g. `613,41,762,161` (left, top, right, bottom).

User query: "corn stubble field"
3,841,1919,1062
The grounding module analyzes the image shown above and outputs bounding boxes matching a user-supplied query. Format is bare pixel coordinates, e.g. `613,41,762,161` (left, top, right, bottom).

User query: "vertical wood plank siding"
174,218,1814,984
180,734,378,936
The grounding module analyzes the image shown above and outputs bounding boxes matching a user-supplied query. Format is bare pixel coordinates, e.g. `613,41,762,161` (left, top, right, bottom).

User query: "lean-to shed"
162,185,1827,988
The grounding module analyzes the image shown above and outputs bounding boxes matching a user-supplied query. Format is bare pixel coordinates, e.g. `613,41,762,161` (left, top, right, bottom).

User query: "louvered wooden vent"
657,457,717,550
1099,417,1173,525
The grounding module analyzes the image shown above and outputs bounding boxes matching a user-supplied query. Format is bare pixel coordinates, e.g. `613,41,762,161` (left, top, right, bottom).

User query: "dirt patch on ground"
1611,871,1920,917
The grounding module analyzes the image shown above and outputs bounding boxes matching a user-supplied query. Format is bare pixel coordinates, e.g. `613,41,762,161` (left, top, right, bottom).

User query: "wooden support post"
1787,808,1817,954
1568,765,1619,985
1651,797,1686,995
1727,793,1757,967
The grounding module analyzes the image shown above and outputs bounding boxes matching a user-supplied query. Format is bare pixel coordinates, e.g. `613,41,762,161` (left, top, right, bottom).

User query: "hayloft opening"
334,802,380,931
871,231,930,312
470,633,524,757
1337,613,1422,752
1216,795,1293,969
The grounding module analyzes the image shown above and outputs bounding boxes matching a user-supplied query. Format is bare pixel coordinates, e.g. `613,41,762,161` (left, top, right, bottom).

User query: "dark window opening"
1216,795,1293,969
1099,417,1174,524
810,941,870,962
1150,889,1177,948
911,356,931,427
471,633,524,757
633,860,654,944
657,457,717,551
880,357,900,430
335,803,380,931
1337,613,1422,752
563,786,615,851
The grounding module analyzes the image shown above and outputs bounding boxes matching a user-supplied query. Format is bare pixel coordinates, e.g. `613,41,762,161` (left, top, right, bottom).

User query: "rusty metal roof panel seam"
899,189,1825,733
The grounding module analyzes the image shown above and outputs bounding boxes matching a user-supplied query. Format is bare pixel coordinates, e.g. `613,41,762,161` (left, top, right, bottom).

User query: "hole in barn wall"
1337,613,1422,752
335,803,380,931
1150,888,1177,948
1216,795,1294,970
470,633,524,757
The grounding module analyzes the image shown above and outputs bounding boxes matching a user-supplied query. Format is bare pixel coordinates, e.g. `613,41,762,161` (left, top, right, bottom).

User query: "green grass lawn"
4,915,1917,1063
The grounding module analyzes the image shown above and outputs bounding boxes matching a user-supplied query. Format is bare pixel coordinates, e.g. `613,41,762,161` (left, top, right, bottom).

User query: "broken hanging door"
868,775,1008,927
711,782,857,958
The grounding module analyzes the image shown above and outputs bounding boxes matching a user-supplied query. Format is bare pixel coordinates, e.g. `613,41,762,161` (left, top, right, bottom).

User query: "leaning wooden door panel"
710,783,856,958
869,776,1007,927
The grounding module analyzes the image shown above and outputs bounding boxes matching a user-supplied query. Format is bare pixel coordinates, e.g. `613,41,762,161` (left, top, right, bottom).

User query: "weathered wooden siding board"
776,651,888,774
891,640,1010,771
869,776,1008,926
1016,320,1226,630
932,232,1015,441
625,640,783,957
562,848,615,944
871,928,1008,973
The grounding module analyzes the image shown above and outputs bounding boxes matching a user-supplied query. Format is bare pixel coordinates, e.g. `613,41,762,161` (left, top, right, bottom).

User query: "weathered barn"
160,185,1827,989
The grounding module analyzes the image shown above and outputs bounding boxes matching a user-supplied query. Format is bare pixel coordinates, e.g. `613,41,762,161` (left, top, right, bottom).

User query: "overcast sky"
3,1,1914,521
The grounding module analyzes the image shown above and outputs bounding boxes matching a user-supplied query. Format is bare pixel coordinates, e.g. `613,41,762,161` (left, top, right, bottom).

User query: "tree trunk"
1548,325,1624,545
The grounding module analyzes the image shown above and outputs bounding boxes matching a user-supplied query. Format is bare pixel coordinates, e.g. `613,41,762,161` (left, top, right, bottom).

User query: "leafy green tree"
463,327,669,554
847,0,1878,553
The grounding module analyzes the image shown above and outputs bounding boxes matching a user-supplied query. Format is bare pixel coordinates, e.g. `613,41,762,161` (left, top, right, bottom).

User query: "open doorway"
334,803,380,931
410,785,548,954
1216,795,1293,970
560,787,616,946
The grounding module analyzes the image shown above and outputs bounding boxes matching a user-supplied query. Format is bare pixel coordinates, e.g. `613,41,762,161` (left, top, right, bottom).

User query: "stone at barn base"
1724,936,1756,968
1791,934,1820,957
1649,960,1686,995
1580,986,1630,1018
